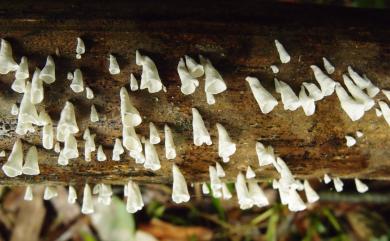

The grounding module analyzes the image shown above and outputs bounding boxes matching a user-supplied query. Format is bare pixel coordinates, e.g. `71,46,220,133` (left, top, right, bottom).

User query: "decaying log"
0,1,390,186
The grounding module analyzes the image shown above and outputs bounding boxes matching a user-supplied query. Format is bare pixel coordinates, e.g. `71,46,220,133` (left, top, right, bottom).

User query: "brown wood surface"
0,1,390,186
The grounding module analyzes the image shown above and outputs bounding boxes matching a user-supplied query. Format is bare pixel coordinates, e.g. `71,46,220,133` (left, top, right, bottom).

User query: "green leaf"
211,197,226,221
266,213,279,241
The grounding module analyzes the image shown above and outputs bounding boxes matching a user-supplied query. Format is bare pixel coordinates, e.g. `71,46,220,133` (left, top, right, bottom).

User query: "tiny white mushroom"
199,55,227,95
54,142,61,153
235,172,253,210
206,92,216,105
287,188,306,212
11,103,18,115
202,183,210,194
255,142,276,166
90,104,99,123
0,150,5,157
172,164,190,203
221,183,232,200
43,186,58,200
354,178,369,193
39,111,54,150
335,84,365,121
310,65,336,96
144,140,161,171
375,108,383,117
120,87,142,127
130,73,139,91
122,126,142,153
68,185,77,204
343,74,374,111
70,69,84,93
164,124,176,160
274,78,300,111
31,68,44,104
246,166,256,179
209,166,222,192
379,101,390,126
39,55,56,84
363,75,380,97
270,65,279,74
322,57,335,74
303,180,319,203
299,85,315,116
356,131,363,138
136,50,164,93
16,82,40,133
0,39,18,74
63,134,79,159
333,177,344,192
192,108,212,146
245,76,278,114
108,54,120,75
184,55,204,78
323,174,331,184
345,135,356,147
274,40,291,64
11,78,26,93
85,87,94,99
126,180,144,213
112,138,124,161
149,122,160,144
22,146,40,175
97,145,107,162
67,72,73,80
15,56,29,80
347,66,371,89
57,150,69,166
248,181,269,207
215,162,225,177
302,82,324,101
216,123,236,162
178,57,199,95
76,37,85,59
57,101,79,142
81,183,94,214
2,139,23,177
24,185,33,201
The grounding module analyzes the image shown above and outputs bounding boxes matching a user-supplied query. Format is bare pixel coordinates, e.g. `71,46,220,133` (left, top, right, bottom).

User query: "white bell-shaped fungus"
192,108,212,146
54,142,61,153
178,58,199,95
11,103,18,115
345,135,356,147
57,101,79,142
303,180,319,203
302,82,324,101
67,72,73,80
310,65,336,96
15,56,29,80
43,186,58,200
136,50,164,93
85,86,94,99
356,131,363,138
57,150,69,166
343,74,374,111
39,110,54,150
347,66,371,89
275,181,290,205
246,166,256,179
63,133,79,159
299,85,315,116
215,162,225,177
184,55,204,78
0,39,18,74
354,178,369,193
245,76,278,114
221,183,232,200
335,83,365,121
274,78,300,111
70,69,84,93
130,151,146,164
83,129,96,162
248,181,269,207
96,184,113,205
76,37,85,59
149,122,160,144
2,139,23,177
68,185,77,204
206,92,216,105
322,57,335,74
112,138,124,161
122,126,142,153
274,40,291,64
216,123,236,162
90,104,99,123
0,150,5,157
130,74,139,91
375,108,383,117
22,146,39,175
384,90,390,102
363,75,380,97
333,177,344,192
11,78,26,93
144,140,161,171
270,65,279,74
30,68,44,104
171,164,190,203
255,142,276,166
97,145,107,161
323,174,331,184
164,124,176,160
202,183,210,194
209,166,222,191
287,189,306,212
39,55,56,84
235,172,253,210
126,180,144,213
379,101,390,126
120,87,142,127
24,185,33,201
81,184,94,214
108,54,120,75
199,55,227,95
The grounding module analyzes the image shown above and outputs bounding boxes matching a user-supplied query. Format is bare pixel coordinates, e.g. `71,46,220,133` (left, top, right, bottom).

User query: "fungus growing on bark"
108,54,120,75
274,78,300,111
274,40,291,64
76,37,85,59
0,39,18,74
322,57,335,74
22,146,39,175
246,76,278,114
126,180,144,213
112,138,124,161
2,139,23,177
70,69,84,93
144,140,161,171
136,50,164,93
310,65,336,96
178,57,199,95
43,186,58,200
164,124,176,160
39,55,56,84
81,183,94,214
216,123,236,162
171,164,190,203
192,108,212,146
90,104,99,123
68,186,77,204
345,135,356,147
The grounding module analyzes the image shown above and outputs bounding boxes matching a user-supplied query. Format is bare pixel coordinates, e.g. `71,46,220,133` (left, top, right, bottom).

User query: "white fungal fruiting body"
270,65,279,74
24,185,33,201
335,84,365,121
85,87,94,99
206,92,216,105
11,78,26,93
192,108,212,146
15,56,29,80
221,183,232,200
379,101,390,126
144,140,161,171
112,138,124,161
245,77,278,114
299,85,315,116
333,177,344,192
76,37,85,59
68,186,77,204
209,166,222,192
130,74,139,91
44,186,58,200
97,145,107,161
248,181,269,207
354,178,369,193
90,104,99,122
172,164,190,203
275,78,301,111
126,180,144,213
215,162,226,177
202,183,210,194
324,174,331,184
302,82,324,102
22,146,40,175
185,55,204,78
287,188,306,212
149,122,160,144
345,135,356,147
274,40,291,64
246,166,256,179
343,74,374,111
2,139,23,177
383,90,390,101
235,172,253,210
347,66,370,89
122,126,142,153
63,134,79,159
70,69,84,93
310,65,336,96
303,180,319,203
120,87,142,127
54,142,61,153
136,50,164,93
200,55,227,95
375,108,383,117
81,184,94,214
0,150,5,157
164,124,176,160
0,39,18,74
57,101,79,142
57,151,69,166
364,75,380,97
109,54,120,75
356,131,363,138
256,142,276,166
322,57,335,74
216,123,236,162
31,68,44,104
11,104,18,115
67,72,73,80
178,58,199,95
39,55,56,84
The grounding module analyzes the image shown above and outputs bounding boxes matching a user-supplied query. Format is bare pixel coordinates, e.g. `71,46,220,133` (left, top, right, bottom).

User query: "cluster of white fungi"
2,36,384,215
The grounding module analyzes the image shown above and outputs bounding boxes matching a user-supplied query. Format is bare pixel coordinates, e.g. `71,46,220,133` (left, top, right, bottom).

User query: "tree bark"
0,1,390,186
